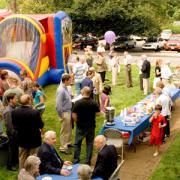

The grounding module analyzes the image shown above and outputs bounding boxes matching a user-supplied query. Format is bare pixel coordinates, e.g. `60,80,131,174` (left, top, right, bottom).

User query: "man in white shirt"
161,61,172,86
123,51,133,88
72,56,86,96
156,88,172,140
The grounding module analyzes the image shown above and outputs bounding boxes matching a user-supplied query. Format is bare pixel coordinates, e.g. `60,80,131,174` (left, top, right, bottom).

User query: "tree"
65,0,162,36
0,0,6,9
3,0,179,36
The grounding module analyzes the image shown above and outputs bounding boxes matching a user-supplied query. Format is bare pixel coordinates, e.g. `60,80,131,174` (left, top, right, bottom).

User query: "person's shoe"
60,149,72,155
68,144,74,148
7,166,17,171
153,152,159,157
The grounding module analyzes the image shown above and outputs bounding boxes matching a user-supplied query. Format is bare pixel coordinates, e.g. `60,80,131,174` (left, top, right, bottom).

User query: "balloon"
104,31,116,45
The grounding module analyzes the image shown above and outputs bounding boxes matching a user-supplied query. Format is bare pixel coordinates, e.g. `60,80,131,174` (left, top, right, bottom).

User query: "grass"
0,65,179,179
150,132,180,180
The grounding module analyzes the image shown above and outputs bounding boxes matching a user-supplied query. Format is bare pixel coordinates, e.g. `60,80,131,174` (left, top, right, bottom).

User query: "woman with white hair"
18,155,41,180
77,164,92,180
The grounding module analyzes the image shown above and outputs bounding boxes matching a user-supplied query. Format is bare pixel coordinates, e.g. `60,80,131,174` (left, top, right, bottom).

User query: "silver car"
142,37,165,51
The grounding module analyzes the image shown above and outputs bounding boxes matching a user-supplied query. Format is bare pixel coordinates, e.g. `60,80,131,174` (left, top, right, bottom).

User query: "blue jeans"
73,127,95,165
0,121,3,135
75,82,82,96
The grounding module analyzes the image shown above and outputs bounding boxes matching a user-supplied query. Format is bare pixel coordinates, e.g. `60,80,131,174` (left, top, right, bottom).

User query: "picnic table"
37,164,102,180
100,88,180,145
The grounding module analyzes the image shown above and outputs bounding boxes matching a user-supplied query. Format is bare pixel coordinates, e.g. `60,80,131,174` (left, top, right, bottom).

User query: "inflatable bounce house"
0,10,72,86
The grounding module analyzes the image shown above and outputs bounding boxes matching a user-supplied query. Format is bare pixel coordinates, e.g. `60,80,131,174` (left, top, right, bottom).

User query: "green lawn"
0,65,179,180
150,132,180,180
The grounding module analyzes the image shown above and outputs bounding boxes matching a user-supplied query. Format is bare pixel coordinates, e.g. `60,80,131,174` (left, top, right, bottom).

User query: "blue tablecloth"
37,164,102,180
167,88,180,102
100,88,180,145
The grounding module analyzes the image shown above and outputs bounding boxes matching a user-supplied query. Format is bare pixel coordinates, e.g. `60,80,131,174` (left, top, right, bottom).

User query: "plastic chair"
104,128,124,161
108,160,124,180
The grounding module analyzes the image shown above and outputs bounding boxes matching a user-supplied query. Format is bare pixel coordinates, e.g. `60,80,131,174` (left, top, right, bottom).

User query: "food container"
105,106,115,124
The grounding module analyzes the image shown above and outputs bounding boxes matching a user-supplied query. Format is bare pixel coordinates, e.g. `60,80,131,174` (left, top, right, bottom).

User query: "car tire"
80,44,84,50
155,46,159,52
133,42,136,48
125,45,128,50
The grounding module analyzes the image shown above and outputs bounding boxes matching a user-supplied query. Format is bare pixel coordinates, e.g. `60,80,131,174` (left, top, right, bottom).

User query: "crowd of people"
0,43,179,180
0,67,118,180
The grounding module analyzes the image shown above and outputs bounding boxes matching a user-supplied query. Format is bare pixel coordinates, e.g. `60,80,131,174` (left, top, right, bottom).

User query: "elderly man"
12,94,44,169
141,54,151,95
37,131,72,176
92,135,118,180
123,51,133,88
72,86,100,165
56,74,72,154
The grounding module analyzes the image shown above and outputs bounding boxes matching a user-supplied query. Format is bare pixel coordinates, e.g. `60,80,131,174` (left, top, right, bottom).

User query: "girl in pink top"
101,85,111,113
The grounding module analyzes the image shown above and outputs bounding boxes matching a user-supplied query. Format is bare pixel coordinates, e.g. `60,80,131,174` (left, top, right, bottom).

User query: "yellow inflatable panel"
38,56,49,77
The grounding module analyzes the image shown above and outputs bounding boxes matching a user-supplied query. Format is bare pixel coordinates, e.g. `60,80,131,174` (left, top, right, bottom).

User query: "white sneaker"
153,152,159,157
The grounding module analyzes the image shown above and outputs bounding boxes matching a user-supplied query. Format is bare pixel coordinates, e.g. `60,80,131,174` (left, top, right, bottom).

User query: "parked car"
72,34,82,42
97,36,110,50
73,36,98,50
160,29,172,40
130,35,143,41
113,36,136,49
142,37,164,51
164,34,180,51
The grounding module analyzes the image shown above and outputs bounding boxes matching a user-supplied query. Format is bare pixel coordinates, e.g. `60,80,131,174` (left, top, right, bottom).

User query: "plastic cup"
42,177,52,180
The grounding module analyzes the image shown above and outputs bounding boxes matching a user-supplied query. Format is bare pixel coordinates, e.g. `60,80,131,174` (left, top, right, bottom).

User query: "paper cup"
42,176,52,180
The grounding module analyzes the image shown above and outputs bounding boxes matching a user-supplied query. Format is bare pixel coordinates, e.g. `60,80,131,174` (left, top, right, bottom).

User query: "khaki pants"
143,78,150,95
112,66,118,86
125,65,132,87
60,112,72,151
19,147,39,169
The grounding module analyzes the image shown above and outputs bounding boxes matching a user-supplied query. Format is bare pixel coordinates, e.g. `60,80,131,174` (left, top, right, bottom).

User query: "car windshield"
162,30,172,34
116,37,128,42
169,36,180,41
146,37,158,42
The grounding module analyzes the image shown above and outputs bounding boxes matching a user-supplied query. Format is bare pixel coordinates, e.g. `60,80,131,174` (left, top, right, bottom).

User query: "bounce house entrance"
0,11,72,86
